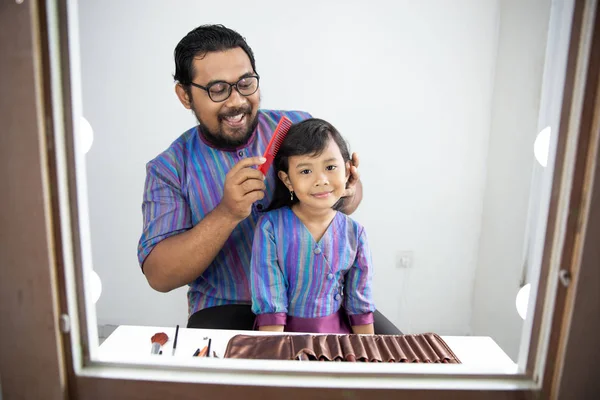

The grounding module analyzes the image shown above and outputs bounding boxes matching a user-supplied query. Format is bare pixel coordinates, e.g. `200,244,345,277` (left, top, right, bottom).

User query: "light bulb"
534,127,551,167
90,270,102,304
516,283,531,320
80,116,94,154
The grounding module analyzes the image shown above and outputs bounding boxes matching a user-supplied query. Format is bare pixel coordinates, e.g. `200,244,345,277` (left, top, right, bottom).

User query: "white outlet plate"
396,251,414,268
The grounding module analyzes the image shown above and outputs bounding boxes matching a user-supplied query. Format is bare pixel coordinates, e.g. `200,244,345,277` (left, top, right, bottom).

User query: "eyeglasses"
189,75,260,103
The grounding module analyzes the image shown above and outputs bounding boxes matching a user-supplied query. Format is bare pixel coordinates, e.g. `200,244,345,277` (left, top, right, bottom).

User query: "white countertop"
97,325,518,373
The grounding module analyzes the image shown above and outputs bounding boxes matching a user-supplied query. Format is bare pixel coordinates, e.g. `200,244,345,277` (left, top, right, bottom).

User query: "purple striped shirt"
250,207,375,327
138,109,312,317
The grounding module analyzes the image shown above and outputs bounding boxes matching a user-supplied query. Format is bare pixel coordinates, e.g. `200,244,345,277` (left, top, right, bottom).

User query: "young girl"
250,118,375,334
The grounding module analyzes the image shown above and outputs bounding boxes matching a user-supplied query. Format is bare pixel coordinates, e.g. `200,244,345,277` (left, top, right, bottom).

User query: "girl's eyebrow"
295,158,338,169
295,162,312,169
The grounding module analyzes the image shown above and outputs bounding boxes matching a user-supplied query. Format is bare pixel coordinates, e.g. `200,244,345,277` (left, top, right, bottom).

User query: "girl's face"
278,138,350,211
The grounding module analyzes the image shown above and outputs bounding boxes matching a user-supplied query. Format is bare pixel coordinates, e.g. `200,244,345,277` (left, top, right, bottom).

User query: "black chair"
373,309,402,335
188,304,255,330
188,305,403,335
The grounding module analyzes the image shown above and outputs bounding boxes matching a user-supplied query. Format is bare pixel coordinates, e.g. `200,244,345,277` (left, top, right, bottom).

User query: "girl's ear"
278,170,293,191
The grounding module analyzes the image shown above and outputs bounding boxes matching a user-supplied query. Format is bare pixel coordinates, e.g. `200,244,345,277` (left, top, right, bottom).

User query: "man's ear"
175,83,192,110
278,170,293,191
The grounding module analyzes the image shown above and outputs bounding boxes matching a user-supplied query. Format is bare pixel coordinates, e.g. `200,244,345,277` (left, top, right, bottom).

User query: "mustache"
219,106,252,119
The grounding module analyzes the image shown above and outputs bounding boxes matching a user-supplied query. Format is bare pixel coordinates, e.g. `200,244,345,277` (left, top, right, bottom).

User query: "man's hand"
218,157,266,222
343,152,360,199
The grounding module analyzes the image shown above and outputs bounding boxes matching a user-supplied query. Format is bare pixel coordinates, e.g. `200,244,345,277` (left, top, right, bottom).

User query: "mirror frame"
4,0,595,397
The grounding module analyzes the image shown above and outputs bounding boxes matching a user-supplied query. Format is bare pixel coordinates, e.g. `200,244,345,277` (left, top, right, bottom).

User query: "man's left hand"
344,152,360,198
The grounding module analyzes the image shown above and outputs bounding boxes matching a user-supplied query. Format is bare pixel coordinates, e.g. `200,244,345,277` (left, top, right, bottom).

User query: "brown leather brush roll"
224,333,460,363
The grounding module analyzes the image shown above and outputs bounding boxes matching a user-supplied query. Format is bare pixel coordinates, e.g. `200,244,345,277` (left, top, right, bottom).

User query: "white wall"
78,1,502,335
471,0,551,361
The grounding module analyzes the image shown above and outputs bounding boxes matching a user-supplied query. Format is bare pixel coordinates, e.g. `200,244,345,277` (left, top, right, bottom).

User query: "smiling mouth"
221,113,246,128
312,192,333,198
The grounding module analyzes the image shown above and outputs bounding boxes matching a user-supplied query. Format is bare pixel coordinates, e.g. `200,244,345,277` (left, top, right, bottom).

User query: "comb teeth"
271,141,282,153
258,116,293,175
270,121,292,153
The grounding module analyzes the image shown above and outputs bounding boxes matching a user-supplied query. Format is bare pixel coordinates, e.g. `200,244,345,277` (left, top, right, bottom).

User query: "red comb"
258,116,293,175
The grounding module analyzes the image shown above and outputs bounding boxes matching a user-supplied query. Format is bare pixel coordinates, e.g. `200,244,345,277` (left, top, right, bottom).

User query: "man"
138,25,399,334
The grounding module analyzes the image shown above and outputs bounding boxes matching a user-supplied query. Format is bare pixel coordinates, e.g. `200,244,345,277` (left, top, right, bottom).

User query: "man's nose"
224,87,246,109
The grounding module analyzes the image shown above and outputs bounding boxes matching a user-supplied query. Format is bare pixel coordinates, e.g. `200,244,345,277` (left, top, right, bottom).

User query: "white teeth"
225,114,243,122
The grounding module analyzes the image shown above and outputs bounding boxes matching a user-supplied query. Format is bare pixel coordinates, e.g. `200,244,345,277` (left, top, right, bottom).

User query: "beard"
194,104,259,149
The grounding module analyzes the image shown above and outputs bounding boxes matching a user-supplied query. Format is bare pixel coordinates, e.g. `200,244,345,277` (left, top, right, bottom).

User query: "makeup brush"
150,332,168,355
172,325,180,356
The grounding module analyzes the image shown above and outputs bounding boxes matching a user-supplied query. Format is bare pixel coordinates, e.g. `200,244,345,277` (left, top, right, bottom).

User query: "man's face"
176,47,260,148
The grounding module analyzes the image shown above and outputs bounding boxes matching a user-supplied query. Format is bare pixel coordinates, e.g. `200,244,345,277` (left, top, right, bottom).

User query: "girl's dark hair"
173,25,257,90
265,118,351,212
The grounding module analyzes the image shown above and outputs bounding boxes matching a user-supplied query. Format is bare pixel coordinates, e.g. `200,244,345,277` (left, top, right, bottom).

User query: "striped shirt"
250,207,375,325
138,109,312,317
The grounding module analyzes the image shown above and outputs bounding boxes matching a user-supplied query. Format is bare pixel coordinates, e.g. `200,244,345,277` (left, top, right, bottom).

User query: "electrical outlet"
396,251,414,268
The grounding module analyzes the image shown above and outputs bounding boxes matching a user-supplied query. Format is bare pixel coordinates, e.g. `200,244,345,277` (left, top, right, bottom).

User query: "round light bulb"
516,283,531,320
90,270,102,304
80,116,94,154
534,127,551,167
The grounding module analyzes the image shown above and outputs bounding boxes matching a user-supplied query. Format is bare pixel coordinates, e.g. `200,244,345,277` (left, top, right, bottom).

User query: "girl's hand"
351,323,374,335
258,325,284,332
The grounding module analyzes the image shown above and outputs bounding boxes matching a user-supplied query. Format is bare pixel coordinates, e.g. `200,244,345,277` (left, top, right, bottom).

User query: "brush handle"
151,342,161,355
198,346,209,357
258,153,275,175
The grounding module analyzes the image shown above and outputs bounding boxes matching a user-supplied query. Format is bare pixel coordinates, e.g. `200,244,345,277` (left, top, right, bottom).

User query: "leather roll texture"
224,333,460,363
